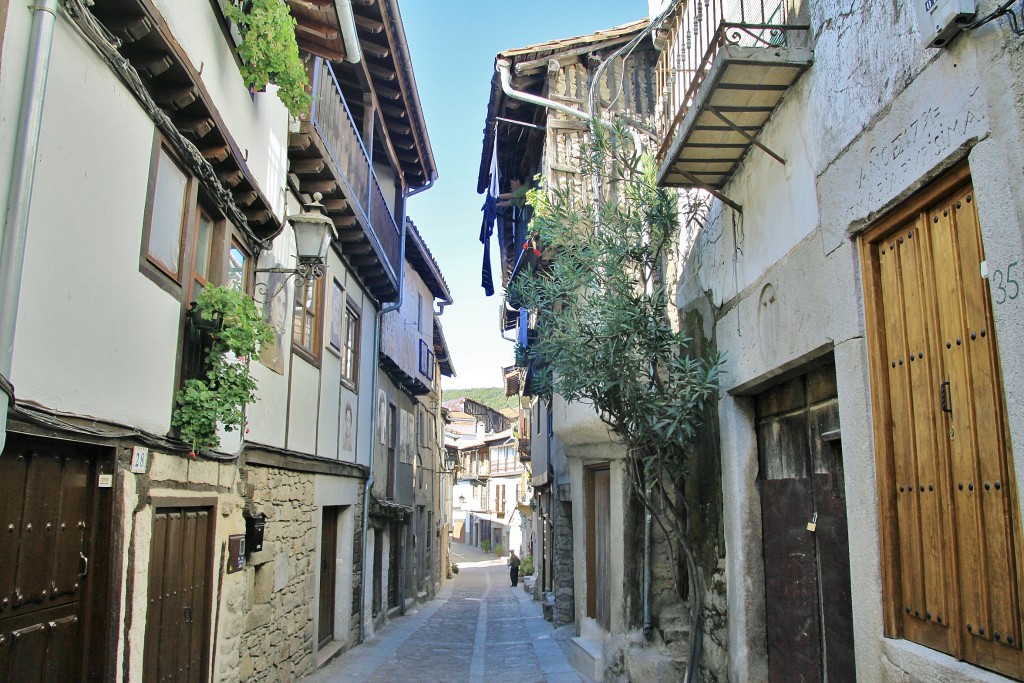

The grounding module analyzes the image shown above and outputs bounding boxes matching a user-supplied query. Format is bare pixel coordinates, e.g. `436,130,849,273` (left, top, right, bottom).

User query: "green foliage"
224,0,310,117
494,543,504,557
512,119,722,490
442,388,516,410
451,563,460,575
172,285,275,453
520,554,535,576
480,539,491,553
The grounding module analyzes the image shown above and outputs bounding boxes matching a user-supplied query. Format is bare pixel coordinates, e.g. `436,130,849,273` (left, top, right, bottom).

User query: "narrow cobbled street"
303,543,591,683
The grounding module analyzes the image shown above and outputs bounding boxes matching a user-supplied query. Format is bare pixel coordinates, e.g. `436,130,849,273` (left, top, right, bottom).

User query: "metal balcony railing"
655,0,808,166
309,57,402,282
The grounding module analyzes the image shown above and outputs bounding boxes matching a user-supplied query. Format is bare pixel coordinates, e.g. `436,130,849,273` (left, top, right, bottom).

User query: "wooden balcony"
654,0,812,198
289,57,402,302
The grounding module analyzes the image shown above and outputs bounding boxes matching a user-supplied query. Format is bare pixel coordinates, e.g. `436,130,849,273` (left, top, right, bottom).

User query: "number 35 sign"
990,261,1020,305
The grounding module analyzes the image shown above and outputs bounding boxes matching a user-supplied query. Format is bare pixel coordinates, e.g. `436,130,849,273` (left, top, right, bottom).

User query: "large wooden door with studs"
0,435,111,682
861,163,1024,679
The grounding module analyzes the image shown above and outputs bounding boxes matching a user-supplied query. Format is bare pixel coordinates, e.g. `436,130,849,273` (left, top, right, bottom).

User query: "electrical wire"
961,0,1023,33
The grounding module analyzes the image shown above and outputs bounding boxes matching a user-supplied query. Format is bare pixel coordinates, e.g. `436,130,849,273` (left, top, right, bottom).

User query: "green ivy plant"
510,118,722,620
172,285,275,454
223,0,311,117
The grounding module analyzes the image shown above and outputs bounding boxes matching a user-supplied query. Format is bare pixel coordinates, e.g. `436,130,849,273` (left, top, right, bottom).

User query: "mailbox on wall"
244,511,267,553
226,534,245,573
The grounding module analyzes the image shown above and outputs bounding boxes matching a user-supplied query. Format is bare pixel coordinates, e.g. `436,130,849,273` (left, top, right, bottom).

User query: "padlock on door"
806,511,818,533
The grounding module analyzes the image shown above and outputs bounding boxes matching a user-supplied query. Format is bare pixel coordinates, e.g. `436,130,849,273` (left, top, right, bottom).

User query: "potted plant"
172,285,274,454
223,0,311,116
187,300,224,332
480,539,491,553
494,543,504,558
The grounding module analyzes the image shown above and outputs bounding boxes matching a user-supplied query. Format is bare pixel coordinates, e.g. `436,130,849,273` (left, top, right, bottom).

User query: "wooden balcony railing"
655,0,809,166
309,58,402,283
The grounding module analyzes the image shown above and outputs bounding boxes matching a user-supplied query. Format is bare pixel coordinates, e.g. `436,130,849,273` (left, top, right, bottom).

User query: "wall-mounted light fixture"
254,192,336,302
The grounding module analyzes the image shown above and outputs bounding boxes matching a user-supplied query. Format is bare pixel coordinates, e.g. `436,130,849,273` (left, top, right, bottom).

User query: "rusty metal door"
143,507,212,683
757,363,855,682
319,506,339,648
0,434,109,683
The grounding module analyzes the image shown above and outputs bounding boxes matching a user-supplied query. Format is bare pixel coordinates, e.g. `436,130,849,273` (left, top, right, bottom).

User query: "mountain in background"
442,387,516,411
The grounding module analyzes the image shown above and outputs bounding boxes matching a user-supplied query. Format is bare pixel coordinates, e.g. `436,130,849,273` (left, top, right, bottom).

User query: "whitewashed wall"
668,2,1024,680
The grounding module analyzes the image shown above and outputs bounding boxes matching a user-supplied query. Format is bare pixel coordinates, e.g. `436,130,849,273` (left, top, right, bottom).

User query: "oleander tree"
510,118,721,623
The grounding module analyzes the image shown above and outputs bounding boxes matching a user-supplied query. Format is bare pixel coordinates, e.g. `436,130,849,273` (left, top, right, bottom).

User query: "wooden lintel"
233,190,258,207
155,86,198,111
290,158,326,174
368,63,396,81
288,133,312,151
374,82,402,101
296,19,339,41
287,0,333,9
177,117,214,138
201,146,230,163
107,16,153,43
245,208,271,224
217,169,244,188
361,41,389,60
380,103,406,120
300,179,338,194
354,14,384,33
321,198,348,212
137,53,173,78
296,38,345,62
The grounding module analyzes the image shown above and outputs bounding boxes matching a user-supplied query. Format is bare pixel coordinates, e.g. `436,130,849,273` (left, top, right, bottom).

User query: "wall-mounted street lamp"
254,192,336,302
458,495,466,506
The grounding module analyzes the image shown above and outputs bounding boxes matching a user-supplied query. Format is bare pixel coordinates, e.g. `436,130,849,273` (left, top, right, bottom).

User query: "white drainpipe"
0,0,60,455
337,0,362,64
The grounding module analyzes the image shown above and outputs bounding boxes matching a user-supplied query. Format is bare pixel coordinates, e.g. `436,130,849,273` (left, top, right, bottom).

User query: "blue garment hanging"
480,129,499,296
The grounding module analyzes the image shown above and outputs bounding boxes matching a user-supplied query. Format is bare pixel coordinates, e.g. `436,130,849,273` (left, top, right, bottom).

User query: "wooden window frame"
140,138,195,295
292,275,324,365
861,162,1024,678
386,402,397,500
341,299,361,390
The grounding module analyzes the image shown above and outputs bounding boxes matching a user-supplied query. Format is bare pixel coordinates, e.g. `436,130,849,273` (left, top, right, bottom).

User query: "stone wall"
552,498,575,626
238,465,317,682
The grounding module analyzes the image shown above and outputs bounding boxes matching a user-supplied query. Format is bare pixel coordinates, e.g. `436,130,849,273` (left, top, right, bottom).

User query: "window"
418,339,435,380
226,242,247,292
341,304,360,387
292,276,323,360
144,147,190,280
417,407,425,447
417,293,424,333
386,403,397,499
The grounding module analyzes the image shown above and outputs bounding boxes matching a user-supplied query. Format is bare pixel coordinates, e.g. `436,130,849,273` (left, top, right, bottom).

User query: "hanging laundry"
480,130,499,296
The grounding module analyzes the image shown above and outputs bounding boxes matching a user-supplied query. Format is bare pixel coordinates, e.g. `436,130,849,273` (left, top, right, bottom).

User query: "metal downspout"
336,0,362,64
0,0,59,455
358,176,433,642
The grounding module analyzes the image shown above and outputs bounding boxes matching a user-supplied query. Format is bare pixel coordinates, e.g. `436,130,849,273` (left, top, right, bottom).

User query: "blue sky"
402,1,648,390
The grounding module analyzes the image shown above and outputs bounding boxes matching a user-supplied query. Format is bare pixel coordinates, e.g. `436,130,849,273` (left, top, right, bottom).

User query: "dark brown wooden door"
586,466,611,630
143,507,212,683
861,167,1024,678
757,363,855,683
0,435,109,683
319,506,339,648
387,523,401,610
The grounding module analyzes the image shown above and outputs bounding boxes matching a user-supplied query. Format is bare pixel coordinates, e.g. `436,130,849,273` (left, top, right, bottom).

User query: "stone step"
569,636,603,681
624,644,689,682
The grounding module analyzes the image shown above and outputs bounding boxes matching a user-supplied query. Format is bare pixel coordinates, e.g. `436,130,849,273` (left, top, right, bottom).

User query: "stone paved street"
303,543,591,683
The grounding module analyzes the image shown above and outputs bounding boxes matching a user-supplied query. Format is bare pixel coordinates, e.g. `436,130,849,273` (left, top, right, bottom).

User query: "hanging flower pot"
188,301,224,332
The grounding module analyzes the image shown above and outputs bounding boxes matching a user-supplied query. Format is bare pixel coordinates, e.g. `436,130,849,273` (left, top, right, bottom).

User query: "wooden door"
586,466,611,630
387,523,401,610
143,507,212,683
0,435,110,683
319,506,339,648
862,165,1024,679
757,363,855,683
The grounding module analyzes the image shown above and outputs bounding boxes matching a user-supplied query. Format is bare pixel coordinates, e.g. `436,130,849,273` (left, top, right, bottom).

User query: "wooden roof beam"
355,14,384,33
296,18,339,41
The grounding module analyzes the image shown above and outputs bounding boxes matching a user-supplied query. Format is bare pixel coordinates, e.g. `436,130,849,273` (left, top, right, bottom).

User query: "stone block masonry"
238,465,317,683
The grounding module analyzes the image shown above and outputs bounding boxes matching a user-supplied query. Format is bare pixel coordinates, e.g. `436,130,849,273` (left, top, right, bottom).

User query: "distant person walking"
509,550,521,587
